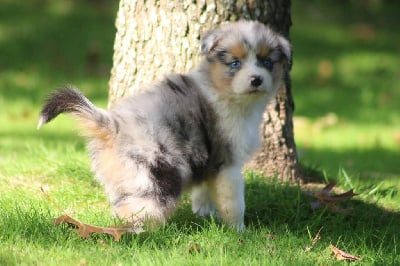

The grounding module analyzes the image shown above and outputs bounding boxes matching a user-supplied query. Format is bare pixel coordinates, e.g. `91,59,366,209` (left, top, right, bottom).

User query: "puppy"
38,21,290,231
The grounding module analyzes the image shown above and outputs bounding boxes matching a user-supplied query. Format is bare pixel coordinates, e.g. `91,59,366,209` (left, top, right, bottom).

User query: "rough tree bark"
108,0,302,182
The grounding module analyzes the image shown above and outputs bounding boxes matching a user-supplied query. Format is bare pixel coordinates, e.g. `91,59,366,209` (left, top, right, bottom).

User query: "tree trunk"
109,0,302,182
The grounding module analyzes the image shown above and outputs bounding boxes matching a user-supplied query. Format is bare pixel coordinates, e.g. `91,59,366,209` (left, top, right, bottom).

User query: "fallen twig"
329,244,361,261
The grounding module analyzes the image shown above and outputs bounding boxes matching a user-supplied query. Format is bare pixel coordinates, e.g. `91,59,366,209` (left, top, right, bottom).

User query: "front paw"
232,222,245,232
192,201,216,217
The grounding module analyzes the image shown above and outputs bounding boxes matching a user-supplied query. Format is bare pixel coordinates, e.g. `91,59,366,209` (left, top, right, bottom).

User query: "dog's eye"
262,58,274,71
230,60,241,69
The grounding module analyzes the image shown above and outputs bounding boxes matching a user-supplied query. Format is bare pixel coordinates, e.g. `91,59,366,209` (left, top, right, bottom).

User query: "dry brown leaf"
311,182,357,213
41,187,142,241
54,214,142,241
316,182,357,203
329,244,361,261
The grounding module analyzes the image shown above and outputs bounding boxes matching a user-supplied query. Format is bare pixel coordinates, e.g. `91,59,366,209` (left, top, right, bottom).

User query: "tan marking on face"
209,61,232,95
257,44,270,58
229,42,248,60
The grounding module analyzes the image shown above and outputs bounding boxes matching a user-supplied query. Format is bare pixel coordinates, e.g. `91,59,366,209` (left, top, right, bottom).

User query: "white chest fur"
215,96,268,164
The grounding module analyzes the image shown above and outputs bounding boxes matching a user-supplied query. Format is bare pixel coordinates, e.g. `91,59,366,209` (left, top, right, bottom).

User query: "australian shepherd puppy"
38,21,291,231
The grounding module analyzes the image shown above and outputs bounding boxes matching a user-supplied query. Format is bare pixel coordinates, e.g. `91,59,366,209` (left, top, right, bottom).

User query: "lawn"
0,0,399,265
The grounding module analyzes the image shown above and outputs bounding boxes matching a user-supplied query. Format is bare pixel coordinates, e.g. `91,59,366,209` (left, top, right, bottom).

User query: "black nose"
250,75,263,87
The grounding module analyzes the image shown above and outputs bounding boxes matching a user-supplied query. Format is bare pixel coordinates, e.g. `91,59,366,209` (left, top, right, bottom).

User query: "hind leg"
191,182,216,217
109,162,182,230
113,195,178,230
95,142,184,230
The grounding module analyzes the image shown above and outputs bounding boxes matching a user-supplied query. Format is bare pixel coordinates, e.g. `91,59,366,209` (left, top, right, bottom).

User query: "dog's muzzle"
250,75,263,87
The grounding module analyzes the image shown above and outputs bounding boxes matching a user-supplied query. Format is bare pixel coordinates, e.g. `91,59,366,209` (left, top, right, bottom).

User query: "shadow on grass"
172,178,399,259
1,177,399,264
243,182,399,265
139,178,399,250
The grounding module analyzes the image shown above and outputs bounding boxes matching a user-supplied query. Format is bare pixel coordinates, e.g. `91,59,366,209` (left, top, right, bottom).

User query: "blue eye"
230,60,241,69
262,58,274,71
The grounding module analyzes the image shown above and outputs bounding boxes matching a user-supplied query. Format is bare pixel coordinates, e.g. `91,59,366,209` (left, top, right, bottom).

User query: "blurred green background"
291,0,400,180
0,0,399,181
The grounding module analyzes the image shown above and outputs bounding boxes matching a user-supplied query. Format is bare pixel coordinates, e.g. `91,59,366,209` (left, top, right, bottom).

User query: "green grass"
291,0,400,180
1,0,399,265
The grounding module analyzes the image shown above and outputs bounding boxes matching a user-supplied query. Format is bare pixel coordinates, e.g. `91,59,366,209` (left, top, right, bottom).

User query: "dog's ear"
277,35,291,63
200,28,224,55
